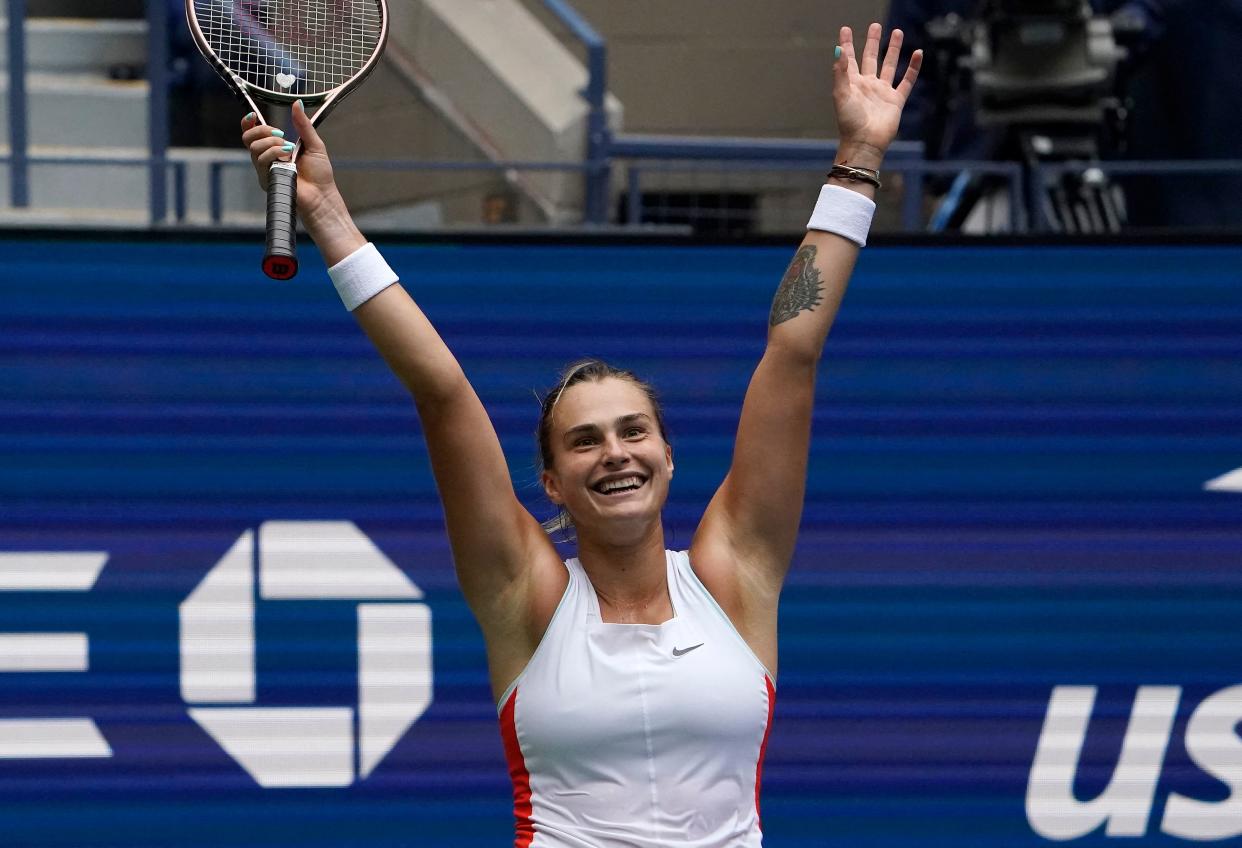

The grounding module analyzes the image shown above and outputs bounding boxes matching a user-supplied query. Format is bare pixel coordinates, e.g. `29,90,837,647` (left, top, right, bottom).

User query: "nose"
600,434,630,468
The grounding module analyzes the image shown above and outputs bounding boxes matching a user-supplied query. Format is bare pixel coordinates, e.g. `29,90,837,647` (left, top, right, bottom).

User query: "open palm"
833,24,922,157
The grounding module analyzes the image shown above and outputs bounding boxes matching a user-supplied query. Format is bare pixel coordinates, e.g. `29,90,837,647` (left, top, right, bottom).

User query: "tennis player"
243,22,919,848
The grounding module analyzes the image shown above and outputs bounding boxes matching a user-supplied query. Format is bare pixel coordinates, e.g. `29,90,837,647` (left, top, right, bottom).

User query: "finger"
833,45,850,98
240,112,259,149
242,124,285,148
256,149,293,176
839,26,859,80
290,99,327,155
895,49,924,101
880,28,903,84
254,137,293,169
860,22,882,77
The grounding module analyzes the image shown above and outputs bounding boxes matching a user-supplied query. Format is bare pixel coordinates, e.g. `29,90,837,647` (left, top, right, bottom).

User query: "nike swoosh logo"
672,643,704,657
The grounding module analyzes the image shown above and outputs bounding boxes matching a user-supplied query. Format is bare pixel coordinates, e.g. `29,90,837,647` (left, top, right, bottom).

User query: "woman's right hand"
240,100,342,222
240,101,364,264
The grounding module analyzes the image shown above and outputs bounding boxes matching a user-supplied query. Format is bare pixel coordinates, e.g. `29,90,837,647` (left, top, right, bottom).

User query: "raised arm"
241,105,553,619
693,24,922,593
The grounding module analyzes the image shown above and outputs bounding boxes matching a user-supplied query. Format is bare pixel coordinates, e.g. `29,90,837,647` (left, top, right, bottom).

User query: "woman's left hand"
832,23,922,166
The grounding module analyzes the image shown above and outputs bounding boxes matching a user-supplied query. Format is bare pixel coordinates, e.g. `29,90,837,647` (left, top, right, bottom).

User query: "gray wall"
528,0,891,138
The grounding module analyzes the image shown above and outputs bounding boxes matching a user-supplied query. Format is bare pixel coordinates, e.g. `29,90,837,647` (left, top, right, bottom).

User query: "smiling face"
540,377,674,543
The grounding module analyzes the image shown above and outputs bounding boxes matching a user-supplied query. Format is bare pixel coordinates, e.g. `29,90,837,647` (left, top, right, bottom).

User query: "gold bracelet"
828,164,882,189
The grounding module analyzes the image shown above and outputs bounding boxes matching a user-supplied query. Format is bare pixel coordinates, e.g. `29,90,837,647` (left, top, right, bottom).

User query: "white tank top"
497,550,776,848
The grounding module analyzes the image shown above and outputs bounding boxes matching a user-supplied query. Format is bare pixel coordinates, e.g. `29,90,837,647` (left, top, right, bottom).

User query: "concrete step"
0,207,266,227
0,73,149,148
0,146,265,220
0,205,153,227
0,18,147,74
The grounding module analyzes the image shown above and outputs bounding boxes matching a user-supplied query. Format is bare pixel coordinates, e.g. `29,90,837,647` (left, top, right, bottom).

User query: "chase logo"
179,521,432,788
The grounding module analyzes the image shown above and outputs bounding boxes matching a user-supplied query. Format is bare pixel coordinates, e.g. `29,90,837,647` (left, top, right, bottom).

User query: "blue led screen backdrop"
1,237,1241,846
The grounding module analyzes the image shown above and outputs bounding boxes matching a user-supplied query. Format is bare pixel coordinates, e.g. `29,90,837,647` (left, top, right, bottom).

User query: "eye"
623,426,646,439
573,435,598,448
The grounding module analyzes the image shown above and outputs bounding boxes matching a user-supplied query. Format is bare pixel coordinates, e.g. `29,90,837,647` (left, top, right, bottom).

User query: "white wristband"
327,242,399,311
806,183,876,247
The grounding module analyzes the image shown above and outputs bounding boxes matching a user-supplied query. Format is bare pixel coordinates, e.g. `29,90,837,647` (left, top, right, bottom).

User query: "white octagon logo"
179,521,432,788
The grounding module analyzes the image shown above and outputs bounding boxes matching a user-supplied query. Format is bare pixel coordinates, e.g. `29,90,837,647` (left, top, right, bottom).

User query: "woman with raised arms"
242,22,920,848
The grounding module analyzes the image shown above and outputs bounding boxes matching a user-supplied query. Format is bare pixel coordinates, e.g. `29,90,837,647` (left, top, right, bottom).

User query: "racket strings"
193,0,383,97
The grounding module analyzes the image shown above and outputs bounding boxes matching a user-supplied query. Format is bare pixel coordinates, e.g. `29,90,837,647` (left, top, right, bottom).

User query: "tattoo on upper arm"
769,245,824,326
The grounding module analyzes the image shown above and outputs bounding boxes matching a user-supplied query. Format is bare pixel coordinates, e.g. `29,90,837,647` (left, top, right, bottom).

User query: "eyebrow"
562,413,652,440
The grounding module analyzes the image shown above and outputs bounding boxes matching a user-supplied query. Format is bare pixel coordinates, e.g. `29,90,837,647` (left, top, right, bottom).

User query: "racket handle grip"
263,161,299,280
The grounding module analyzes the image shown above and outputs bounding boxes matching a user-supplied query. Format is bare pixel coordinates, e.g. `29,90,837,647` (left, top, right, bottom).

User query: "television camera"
926,0,1147,232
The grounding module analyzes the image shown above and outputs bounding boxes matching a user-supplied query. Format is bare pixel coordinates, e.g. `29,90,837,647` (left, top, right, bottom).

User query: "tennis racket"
185,0,389,279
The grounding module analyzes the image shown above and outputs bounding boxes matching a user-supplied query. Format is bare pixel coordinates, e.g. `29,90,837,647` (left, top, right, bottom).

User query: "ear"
665,444,674,477
541,469,565,505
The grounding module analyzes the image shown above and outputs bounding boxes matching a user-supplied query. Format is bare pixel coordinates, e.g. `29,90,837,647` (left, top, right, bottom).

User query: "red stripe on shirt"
755,675,776,831
499,688,536,848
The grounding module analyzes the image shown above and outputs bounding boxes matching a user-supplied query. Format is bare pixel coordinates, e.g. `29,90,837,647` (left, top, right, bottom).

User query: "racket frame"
183,0,390,279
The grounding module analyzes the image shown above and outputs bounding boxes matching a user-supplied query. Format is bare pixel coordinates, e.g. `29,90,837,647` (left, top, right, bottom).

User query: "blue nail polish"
281,142,294,152
245,112,255,122
835,46,843,59
271,129,285,138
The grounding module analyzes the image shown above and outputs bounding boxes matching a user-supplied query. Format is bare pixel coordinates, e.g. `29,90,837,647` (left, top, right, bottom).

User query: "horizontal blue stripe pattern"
1,237,1240,846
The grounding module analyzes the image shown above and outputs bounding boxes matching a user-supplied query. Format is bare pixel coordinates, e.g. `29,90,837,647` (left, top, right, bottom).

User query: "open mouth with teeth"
592,475,647,496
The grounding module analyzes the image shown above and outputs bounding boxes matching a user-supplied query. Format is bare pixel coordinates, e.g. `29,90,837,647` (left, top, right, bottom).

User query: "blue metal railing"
608,135,912,162
616,138,925,230
622,156,1017,233
145,0,169,224
539,0,609,225
207,158,590,225
3,1,1241,233
4,0,170,222
1034,159,1242,231
0,153,187,221
6,0,29,207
